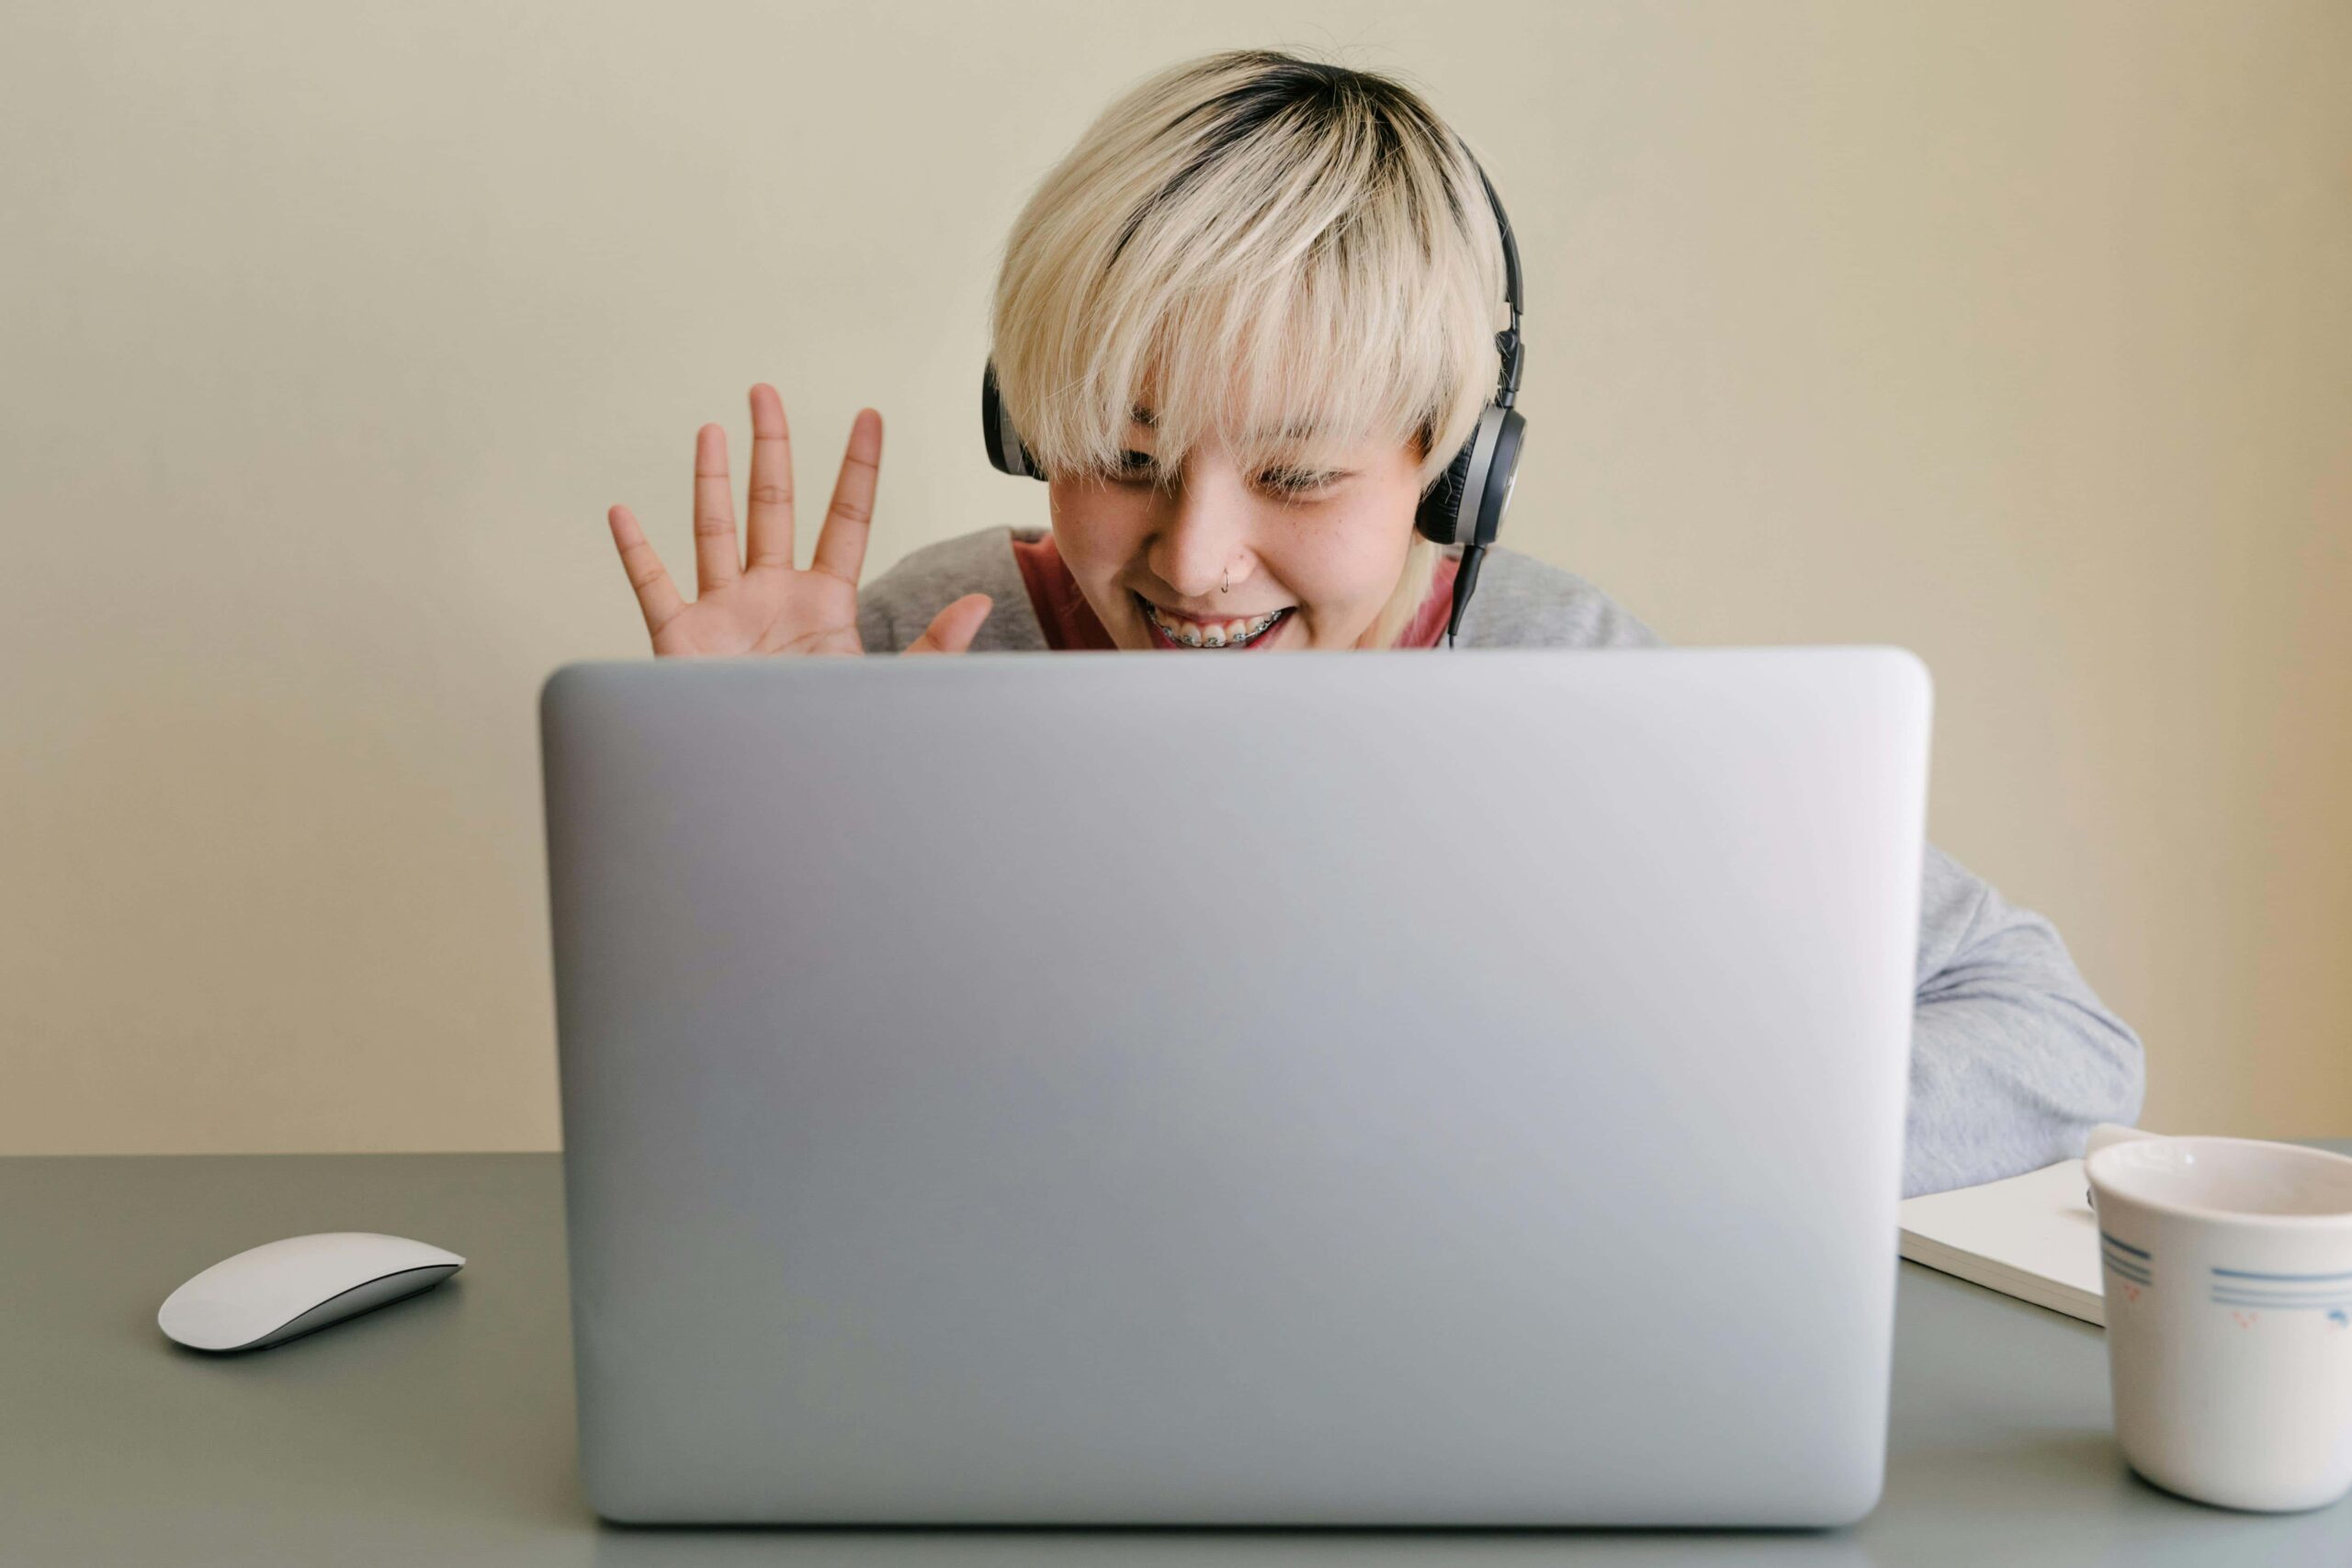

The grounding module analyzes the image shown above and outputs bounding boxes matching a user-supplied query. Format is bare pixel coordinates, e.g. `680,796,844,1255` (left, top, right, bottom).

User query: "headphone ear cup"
980,361,1046,480
1474,407,1526,548
1416,434,1480,546
1418,405,1525,549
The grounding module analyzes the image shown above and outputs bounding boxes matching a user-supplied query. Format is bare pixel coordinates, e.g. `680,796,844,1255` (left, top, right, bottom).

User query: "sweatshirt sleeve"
1901,841,2146,1196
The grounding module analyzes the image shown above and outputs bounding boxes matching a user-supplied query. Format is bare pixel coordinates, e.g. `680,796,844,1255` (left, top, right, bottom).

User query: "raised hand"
606,385,992,658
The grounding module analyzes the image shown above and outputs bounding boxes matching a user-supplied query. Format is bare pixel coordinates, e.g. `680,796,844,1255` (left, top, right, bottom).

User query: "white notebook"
1897,1157,2106,1325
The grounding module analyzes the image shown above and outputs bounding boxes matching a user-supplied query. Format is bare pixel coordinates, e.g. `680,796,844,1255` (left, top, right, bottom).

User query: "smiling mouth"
1134,592,1295,649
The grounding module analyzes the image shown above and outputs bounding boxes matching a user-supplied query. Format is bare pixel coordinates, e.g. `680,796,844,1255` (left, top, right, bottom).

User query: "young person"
603,50,2144,1196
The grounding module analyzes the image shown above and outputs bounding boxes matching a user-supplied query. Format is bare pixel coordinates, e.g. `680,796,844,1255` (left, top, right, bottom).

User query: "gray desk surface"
4,1150,2347,1566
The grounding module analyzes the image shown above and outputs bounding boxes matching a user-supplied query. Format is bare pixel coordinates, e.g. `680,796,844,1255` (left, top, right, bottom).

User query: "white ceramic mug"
2086,1134,2352,1512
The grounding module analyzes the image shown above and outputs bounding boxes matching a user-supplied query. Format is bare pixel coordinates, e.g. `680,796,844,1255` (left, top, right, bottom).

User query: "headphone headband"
1461,148,1524,412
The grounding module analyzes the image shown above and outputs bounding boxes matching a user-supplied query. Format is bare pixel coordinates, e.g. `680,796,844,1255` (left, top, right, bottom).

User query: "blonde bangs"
991,51,1510,642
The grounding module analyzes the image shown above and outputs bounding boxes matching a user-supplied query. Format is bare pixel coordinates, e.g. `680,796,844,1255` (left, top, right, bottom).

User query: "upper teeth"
1148,604,1283,648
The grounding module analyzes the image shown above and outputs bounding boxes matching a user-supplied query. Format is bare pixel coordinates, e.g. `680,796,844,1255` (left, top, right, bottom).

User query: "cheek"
1275,509,1418,649
1284,514,1415,609
1047,481,1160,648
1048,481,1148,580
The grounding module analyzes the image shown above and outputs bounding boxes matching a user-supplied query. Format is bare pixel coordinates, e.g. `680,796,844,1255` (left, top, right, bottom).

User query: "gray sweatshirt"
858,525,2147,1197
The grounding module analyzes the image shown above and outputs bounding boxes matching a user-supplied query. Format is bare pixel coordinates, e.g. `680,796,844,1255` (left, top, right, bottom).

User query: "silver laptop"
540,647,1930,1528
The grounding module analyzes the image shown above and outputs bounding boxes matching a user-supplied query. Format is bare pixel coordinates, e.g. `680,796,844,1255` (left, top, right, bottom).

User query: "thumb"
904,593,993,656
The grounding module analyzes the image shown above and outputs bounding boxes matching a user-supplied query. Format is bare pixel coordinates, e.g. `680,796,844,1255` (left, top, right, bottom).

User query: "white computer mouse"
158,1232,466,1352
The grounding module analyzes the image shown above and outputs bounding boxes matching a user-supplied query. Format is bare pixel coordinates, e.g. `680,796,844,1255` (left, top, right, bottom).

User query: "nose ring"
1221,568,1231,594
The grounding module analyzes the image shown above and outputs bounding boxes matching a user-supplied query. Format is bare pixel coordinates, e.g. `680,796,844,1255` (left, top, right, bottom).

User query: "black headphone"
983,147,1525,646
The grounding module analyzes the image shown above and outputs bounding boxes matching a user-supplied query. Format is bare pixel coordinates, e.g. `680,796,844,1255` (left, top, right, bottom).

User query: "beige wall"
3,0,2346,1155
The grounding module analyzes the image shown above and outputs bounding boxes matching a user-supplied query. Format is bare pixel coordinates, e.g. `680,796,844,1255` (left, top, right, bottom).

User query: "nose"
1144,466,1255,604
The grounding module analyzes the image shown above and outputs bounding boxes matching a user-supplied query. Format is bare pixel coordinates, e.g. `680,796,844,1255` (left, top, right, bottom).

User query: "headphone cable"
1444,543,1487,649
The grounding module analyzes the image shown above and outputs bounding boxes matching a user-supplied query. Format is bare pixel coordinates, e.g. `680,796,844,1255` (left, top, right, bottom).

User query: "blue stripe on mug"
2206,1279,2352,1295
2209,1266,2352,1282
2100,1233,2151,1260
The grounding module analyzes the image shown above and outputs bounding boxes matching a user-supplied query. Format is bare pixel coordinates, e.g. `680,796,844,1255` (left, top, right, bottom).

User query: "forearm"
1904,844,2145,1197
1905,981,2144,1196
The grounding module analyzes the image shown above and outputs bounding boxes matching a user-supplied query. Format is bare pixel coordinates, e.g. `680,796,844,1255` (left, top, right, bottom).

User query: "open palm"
606,384,991,658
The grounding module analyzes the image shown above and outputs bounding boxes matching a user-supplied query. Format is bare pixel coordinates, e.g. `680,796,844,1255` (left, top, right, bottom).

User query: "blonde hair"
990,50,1510,648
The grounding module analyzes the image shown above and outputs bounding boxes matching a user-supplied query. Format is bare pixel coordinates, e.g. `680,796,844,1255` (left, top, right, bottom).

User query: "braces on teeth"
1148,604,1284,648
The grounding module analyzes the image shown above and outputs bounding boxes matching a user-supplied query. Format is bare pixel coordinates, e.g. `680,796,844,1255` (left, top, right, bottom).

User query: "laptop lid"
541,647,1930,1526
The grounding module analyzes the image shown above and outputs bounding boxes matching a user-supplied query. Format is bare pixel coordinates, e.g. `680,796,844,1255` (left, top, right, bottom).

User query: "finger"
808,408,881,583
904,593,992,656
608,504,685,637
744,384,795,570
691,423,741,593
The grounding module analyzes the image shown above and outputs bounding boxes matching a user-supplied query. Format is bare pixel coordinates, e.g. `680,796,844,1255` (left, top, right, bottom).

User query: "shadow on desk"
587,1525,1871,1567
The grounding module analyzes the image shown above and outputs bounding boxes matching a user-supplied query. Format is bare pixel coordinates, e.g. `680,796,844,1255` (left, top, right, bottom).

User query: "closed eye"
1258,466,1347,497
1107,452,1351,497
